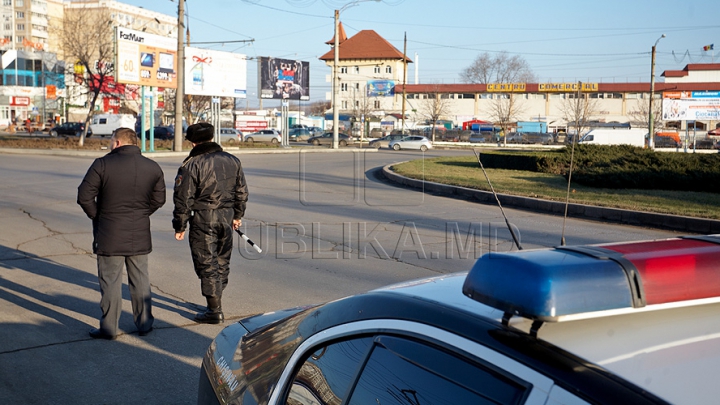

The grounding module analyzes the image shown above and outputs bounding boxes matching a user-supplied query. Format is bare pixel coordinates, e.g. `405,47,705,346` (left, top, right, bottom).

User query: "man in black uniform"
173,122,248,324
78,128,166,339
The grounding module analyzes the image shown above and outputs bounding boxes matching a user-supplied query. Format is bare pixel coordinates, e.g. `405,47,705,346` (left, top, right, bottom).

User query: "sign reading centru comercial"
115,27,178,88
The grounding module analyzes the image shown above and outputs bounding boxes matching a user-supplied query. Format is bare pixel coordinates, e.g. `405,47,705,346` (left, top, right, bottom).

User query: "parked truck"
579,129,647,147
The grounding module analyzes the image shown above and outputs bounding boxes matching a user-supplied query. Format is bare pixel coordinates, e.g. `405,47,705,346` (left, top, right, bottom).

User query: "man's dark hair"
113,128,138,146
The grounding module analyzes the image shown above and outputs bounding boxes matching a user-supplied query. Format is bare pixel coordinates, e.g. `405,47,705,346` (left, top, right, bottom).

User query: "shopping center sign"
662,91,720,121
115,27,178,88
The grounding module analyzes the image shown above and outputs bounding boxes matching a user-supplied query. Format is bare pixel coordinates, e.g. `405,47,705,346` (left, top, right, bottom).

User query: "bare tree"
418,86,453,142
307,101,331,117
559,92,599,141
460,52,537,84
628,98,664,132
56,7,116,146
485,94,526,146
347,88,378,139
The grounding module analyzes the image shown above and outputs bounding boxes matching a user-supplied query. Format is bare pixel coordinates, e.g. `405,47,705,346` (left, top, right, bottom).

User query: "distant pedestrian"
77,128,166,340
172,122,248,324
25,118,32,134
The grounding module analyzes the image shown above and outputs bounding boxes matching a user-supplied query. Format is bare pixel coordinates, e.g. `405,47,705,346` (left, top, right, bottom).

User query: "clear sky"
121,0,719,106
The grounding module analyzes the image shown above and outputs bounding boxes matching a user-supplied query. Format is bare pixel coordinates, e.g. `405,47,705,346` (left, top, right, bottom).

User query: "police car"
198,235,720,405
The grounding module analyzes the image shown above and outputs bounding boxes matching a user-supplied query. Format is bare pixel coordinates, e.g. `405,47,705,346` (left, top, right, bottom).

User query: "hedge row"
478,145,720,193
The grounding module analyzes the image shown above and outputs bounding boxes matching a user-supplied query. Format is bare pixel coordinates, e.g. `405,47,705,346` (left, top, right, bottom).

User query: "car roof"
376,238,720,405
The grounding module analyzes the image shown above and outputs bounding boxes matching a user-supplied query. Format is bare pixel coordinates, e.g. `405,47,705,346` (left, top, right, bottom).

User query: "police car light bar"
462,235,720,323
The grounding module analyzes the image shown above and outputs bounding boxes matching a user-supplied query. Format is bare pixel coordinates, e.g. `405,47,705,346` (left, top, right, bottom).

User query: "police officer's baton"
236,229,262,253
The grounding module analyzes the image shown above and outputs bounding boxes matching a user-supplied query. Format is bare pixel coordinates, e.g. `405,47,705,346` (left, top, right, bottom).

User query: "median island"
391,144,720,220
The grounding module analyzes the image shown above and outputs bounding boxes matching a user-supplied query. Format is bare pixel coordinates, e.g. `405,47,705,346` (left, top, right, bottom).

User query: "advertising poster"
367,80,395,97
184,47,247,98
258,57,310,100
115,28,178,88
662,91,720,121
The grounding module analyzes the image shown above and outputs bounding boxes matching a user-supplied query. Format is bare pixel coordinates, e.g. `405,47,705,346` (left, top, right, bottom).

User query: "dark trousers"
189,209,234,298
96,255,154,335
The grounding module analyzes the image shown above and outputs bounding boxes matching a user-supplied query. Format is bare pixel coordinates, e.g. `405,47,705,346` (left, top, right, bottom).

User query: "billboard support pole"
141,85,146,152
149,87,155,152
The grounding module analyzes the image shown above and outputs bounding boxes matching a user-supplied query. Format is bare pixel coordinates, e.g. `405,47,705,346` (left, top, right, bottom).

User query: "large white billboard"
662,91,720,121
115,27,178,88
185,47,247,98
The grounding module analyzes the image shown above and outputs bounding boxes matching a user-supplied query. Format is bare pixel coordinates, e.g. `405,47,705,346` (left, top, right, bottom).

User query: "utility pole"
648,34,665,150
401,32,407,134
332,9,340,149
174,0,185,151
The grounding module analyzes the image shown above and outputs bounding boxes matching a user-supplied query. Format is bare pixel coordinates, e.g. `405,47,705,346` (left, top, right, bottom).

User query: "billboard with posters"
367,80,395,97
662,91,720,121
115,27,178,88
258,57,309,100
184,47,247,98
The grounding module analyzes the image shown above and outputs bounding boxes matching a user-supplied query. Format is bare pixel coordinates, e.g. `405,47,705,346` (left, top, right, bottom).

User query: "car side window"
285,337,373,405
347,336,529,405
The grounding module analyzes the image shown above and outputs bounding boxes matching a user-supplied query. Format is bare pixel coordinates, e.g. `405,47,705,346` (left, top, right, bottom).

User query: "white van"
89,114,137,137
579,129,647,147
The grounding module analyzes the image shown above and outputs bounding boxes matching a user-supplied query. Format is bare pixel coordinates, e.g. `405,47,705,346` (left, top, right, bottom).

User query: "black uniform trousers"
189,208,234,298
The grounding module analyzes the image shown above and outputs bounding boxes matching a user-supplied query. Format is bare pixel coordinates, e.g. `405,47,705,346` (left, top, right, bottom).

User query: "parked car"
244,129,281,144
49,122,92,137
507,132,554,144
289,128,313,142
653,135,680,148
688,138,716,150
198,235,720,405
389,135,433,151
220,128,243,145
307,132,352,147
144,126,174,140
307,126,324,135
368,134,406,149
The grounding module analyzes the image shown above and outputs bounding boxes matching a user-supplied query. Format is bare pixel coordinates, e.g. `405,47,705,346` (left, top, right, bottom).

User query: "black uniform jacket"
172,142,248,233
77,145,166,256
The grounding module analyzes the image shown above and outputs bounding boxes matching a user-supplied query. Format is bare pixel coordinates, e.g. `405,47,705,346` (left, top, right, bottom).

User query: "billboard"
185,47,247,98
258,57,309,100
662,91,720,121
367,80,395,97
115,28,178,88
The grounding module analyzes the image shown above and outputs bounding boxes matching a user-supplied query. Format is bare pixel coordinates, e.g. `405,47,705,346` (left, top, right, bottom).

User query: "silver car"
369,134,406,149
219,128,243,145
389,135,433,151
244,129,281,144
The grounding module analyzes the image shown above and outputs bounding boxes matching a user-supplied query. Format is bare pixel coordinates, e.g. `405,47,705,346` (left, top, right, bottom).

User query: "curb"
381,164,720,234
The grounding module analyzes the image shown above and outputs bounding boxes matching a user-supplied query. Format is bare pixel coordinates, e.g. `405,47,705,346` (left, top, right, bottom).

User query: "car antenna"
472,148,522,251
559,132,579,246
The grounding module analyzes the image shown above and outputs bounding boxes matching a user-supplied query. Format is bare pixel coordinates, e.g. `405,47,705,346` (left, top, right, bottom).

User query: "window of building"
17,0,24,6
341,83,348,91
17,24,24,31
459,93,475,99
440,94,451,99
627,93,643,99
373,66,380,74
3,0,11,6
353,66,359,74
342,101,348,109
374,100,380,108
406,94,416,99
16,11,24,19
479,93,492,99
355,83,360,90
340,66,347,74
549,93,566,99
355,100,359,107
16,35,23,43
4,23,10,30
385,66,392,74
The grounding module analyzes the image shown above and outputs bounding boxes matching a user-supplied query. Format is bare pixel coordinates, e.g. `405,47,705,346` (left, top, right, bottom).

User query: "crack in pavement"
18,208,93,256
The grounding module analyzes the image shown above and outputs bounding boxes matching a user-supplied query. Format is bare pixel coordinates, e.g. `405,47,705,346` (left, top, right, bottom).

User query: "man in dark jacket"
77,128,166,340
173,122,248,324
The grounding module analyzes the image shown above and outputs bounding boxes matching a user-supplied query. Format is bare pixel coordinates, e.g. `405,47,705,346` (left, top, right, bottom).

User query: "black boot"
194,296,224,324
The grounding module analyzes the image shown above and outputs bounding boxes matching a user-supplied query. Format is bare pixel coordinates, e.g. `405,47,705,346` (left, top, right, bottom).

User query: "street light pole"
648,34,665,150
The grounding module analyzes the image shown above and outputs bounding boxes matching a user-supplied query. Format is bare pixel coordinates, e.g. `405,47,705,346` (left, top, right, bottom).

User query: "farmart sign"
115,27,178,88
662,91,720,121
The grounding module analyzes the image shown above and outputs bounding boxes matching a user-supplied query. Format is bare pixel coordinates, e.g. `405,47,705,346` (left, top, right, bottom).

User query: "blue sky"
122,0,719,105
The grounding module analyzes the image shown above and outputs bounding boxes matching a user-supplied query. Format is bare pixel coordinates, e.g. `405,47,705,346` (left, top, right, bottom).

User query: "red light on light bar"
603,239,720,305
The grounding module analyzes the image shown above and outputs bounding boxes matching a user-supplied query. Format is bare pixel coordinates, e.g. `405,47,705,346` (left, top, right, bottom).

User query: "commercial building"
321,26,720,135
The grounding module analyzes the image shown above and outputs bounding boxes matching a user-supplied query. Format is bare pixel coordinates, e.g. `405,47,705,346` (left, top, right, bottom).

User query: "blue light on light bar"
462,249,635,321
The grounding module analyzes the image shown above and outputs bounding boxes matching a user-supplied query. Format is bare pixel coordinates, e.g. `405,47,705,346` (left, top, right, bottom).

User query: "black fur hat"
185,122,214,143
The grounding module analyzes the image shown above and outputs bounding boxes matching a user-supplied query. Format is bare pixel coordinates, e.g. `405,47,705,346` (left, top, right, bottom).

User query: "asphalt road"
0,148,682,404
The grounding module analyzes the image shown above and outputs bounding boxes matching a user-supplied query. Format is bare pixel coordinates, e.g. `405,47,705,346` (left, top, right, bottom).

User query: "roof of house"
319,29,412,63
662,63,720,77
325,21,348,45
